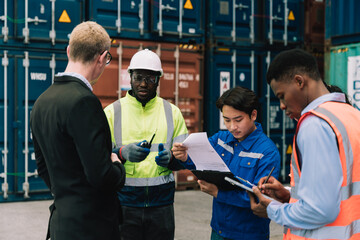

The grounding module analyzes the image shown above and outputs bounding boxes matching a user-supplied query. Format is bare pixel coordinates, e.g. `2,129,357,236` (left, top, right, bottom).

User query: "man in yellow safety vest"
104,49,188,240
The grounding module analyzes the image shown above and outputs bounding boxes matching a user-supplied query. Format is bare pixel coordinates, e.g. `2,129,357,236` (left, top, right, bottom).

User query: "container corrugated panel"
0,49,67,202
89,0,204,44
0,50,16,200
88,0,152,40
269,133,294,183
264,0,304,46
304,0,324,48
260,50,296,183
328,42,360,110
203,46,258,136
0,0,14,43
252,50,296,183
207,0,259,46
151,0,204,42
12,0,83,48
325,0,360,45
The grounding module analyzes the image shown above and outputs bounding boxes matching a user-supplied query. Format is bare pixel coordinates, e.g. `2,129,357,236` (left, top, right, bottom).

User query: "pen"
263,166,275,185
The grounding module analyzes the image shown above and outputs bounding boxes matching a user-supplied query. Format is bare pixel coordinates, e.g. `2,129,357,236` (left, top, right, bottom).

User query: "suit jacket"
30,75,126,240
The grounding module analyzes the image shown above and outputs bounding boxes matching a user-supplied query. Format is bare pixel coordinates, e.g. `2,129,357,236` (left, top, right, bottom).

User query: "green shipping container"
327,42,360,110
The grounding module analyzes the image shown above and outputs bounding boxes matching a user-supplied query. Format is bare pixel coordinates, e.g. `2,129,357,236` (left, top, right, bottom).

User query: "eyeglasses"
101,50,112,65
132,73,159,85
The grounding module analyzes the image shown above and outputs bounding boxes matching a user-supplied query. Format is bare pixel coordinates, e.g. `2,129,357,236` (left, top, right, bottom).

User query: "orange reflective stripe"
327,195,360,227
290,157,295,186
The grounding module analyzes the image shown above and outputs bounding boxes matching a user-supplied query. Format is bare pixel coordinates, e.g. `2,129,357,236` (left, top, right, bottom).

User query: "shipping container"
0,0,14,43
325,0,360,46
326,42,360,111
0,0,83,48
263,0,304,46
88,0,204,44
0,49,67,202
206,0,259,46
258,50,296,183
304,0,324,48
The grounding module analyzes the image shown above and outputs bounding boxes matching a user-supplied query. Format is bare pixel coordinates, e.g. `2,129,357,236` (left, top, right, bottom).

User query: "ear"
251,109,257,121
66,45,70,58
294,75,305,88
98,51,106,65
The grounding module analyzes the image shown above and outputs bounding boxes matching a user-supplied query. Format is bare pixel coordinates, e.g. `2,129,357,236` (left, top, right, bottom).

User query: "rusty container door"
92,40,204,190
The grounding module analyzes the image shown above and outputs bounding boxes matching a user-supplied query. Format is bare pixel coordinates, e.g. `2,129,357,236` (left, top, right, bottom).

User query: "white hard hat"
127,49,163,77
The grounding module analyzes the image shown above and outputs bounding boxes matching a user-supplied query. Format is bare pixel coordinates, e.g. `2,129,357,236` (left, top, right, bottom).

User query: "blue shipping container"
2,0,83,48
325,0,360,45
207,0,304,47
265,0,304,46
258,50,296,182
207,0,258,46
89,0,204,44
0,0,14,43
0,49,67,202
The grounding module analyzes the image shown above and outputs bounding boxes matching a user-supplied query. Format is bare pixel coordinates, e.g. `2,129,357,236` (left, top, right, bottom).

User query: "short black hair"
216,86,259,117
266,49,321,84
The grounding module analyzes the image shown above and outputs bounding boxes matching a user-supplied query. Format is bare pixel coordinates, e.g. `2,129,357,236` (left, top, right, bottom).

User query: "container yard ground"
0,189,283,240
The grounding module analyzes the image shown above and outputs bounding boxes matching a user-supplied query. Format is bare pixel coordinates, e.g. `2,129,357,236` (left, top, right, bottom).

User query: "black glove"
120,142,150,163
155,143,172,167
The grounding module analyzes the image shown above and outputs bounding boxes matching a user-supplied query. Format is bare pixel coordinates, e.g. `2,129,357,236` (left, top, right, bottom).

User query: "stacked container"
0,0,83,201
88,0,204,44
304,0,325,78
324,0,360,111
1,0,326,201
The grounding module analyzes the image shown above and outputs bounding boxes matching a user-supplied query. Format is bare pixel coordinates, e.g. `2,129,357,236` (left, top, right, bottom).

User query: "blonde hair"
69,21,111,64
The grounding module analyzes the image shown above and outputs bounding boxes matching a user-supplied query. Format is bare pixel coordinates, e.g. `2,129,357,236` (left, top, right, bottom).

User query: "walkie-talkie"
140,133,156,149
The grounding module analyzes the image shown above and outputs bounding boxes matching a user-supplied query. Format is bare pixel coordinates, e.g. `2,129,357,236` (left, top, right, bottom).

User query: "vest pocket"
125,162,135,175
157,166,170,175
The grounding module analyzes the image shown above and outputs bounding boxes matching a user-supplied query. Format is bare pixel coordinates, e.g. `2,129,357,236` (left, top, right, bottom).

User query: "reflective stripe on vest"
113,98,175,150
286,102,360,240
112,98,176,187
125,173,175,187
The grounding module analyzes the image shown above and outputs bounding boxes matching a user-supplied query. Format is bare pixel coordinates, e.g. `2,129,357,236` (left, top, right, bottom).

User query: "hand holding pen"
257,171,291,203
259,166,275,191
263,166,275,184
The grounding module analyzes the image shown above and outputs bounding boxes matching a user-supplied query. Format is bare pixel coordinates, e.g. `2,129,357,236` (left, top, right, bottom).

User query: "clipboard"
224,177,276,201
191,170,240,191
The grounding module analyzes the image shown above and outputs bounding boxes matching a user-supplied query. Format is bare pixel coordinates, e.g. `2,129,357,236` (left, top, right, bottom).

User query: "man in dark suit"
30,21,126,240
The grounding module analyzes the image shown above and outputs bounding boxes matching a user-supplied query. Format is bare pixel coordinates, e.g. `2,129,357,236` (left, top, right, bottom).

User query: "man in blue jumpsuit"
172,86,280,240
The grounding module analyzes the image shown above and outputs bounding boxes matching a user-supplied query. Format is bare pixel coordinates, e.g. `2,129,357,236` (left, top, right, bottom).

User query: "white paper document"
182,132,230,172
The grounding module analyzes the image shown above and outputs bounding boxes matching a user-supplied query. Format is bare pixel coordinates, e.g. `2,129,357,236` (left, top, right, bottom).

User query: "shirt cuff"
267,200,283,219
